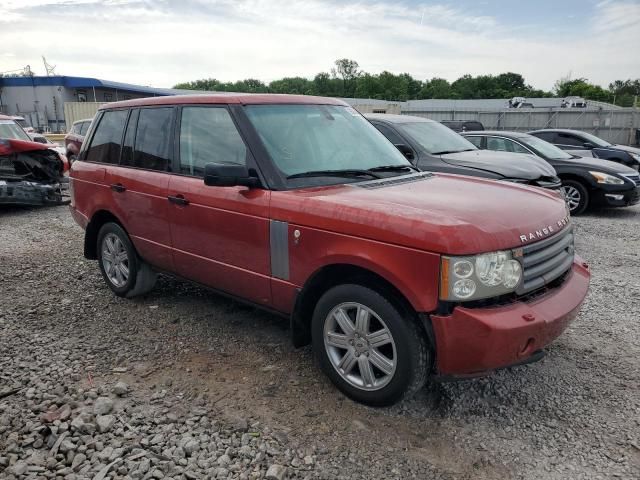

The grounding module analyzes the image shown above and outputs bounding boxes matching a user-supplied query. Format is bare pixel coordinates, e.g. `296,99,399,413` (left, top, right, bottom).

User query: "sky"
1,0,639,91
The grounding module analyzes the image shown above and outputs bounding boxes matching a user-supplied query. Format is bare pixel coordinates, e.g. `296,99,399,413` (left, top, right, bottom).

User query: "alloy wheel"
562,185,581,212
323,302,397,391
101,233,130,287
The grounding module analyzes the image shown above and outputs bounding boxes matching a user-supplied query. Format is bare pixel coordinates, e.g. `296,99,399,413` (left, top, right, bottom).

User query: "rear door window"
132,107,173,171
179,106,247,177
85,110,128,164
465,136,483,148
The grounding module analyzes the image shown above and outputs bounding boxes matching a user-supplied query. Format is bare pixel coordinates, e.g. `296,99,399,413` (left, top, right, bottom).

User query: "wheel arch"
84,210,128,259
290,263,433,349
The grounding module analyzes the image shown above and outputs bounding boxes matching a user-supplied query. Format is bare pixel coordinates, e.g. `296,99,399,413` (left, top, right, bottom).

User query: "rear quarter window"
85,110,128,164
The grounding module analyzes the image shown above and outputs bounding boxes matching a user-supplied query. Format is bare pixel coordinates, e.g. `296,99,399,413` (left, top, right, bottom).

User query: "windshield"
397,121,477,154
522,135,573,160
576,131,611,147
0,120,32,141
244,105,409,177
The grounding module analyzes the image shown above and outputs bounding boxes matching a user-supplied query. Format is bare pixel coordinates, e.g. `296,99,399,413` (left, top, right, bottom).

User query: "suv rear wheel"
312,284,429,406
561,180,589,215
97,222,156,297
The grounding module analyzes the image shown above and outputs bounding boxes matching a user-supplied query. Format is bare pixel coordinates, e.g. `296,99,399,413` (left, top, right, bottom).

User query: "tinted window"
120,109,139,167
373,123,406,145
179,107,246,176
398,121,477,154
532,131,555,143
133,108,173,171
85,110,128,164
557,133,584,147
465,136,483,148
486,137,529,154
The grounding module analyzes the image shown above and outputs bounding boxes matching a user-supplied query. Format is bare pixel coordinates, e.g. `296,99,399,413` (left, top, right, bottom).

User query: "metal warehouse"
0,76,179,133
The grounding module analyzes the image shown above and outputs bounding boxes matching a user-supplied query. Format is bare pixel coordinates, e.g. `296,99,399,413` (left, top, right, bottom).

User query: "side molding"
270,220,289,280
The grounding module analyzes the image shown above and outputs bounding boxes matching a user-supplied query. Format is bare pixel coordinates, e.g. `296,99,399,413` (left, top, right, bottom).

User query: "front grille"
622,173,640,187
356,172,433,189
516,227,574,295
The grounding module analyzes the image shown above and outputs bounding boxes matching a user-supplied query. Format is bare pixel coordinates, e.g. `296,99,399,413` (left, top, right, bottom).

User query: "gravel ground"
0,204,639,480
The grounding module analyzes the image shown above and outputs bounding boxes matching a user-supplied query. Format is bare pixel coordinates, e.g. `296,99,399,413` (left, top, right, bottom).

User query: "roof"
364,113,433,124
528,128,585,134
0,76,182,96
461,130,530,138
100,93,349,110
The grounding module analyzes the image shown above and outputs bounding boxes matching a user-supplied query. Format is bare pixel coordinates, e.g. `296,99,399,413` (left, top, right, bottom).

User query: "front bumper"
0,181,67,206
601,187,639,207
430,256,590,376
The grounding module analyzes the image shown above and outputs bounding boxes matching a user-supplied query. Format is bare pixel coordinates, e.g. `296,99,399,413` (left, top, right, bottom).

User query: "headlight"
630,153,640,161
589,171,624,185
441,251,522,301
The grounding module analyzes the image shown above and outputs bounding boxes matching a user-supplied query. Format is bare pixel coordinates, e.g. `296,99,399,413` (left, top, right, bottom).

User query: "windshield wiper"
286,169,382,180
431,150,461,155
368,164,419,173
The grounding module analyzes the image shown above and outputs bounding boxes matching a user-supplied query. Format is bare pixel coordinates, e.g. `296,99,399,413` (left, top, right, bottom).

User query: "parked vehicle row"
462,131,640,214
69,94,590,406
529,129,640,171
366,114,562,191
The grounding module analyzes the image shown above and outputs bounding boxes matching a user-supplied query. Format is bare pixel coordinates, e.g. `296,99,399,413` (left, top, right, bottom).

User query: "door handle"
110,183,126,193
167,194,190,206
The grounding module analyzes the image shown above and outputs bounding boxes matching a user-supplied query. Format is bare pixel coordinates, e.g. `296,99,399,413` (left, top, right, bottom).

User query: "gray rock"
183,439,200,456
71,453,86,472
96,414,116,433
266,464,287,480
93,397,114,415
112,381,129,397
9,461,28,476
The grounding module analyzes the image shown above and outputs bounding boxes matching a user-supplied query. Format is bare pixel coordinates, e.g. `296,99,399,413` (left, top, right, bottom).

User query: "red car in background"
64,118,93,162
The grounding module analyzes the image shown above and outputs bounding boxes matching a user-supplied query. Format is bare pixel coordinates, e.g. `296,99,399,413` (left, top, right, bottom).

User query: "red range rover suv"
70,94,590,406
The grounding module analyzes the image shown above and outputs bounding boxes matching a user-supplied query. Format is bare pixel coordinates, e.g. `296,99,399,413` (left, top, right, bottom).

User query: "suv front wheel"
97,222,157,297
312,284,430,406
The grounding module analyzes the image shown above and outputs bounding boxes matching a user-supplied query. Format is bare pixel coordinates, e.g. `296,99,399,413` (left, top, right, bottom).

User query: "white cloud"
0,0,638,90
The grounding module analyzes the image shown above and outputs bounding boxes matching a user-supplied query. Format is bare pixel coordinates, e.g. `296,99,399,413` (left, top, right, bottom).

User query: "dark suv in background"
440,120,484,133
366,114,561,191
529,129,640,171
463,130,640,214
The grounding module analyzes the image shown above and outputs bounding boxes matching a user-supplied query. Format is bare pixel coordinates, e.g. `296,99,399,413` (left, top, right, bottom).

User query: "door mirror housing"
203,163,259,188
394,144,414,160
583,142,595,149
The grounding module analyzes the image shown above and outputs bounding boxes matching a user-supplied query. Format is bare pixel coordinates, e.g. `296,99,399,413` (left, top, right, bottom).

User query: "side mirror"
203,163,259,188
394,144,414,160
583,142,594,149
32,136,48,144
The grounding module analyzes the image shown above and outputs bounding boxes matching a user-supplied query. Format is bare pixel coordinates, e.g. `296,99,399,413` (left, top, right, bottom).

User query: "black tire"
96,222,156,297
562,180,589,215
311,283,430,406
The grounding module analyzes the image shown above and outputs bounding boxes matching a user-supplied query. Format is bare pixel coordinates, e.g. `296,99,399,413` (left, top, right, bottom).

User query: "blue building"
0,76,184,133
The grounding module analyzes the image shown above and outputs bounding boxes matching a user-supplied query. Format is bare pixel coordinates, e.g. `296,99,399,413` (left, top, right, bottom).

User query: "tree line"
173,59,640,107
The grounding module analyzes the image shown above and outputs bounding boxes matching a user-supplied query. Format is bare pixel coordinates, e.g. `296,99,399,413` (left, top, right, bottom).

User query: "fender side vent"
356,172,433,189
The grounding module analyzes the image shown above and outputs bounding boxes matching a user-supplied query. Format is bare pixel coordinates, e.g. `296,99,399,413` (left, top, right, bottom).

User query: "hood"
556,155,638,174
609,144,640,156
271,173,569,255
0,138,64,183
0,137,50,155
439,149,557,180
